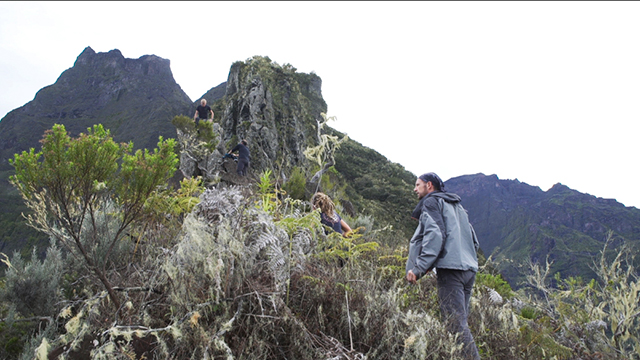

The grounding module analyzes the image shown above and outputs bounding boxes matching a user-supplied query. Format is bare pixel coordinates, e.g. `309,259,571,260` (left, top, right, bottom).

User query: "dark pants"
437,268,480,360
195,117,210,125
236,158,249,176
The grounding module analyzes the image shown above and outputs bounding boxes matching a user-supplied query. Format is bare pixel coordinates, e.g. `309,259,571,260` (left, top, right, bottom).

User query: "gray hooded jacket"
406,191,479,280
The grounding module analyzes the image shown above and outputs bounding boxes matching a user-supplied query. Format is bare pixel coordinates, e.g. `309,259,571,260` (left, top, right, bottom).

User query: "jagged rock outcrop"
220,56,326,176
175,56,328,186
175,124,224,180
172,119,251,187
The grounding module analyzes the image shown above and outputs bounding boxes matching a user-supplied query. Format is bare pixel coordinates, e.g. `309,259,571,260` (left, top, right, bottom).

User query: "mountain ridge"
0,48,638,289
0,46,192,172
445,173,640,285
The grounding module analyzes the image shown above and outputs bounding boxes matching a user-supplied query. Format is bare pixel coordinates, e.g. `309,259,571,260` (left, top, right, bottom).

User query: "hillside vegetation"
0,122,639,360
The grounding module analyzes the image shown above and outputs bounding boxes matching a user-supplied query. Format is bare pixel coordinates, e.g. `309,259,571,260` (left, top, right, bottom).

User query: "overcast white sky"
1,1,639,208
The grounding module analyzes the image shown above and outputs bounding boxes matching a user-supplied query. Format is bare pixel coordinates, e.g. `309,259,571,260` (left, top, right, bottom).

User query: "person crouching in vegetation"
311,192,352,237
406,172,481,360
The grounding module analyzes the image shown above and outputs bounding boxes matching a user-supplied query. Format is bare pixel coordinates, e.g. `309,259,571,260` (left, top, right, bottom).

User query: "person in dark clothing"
406,172,481,360
194,99,214,125
311,192,352,237
228,139,250,176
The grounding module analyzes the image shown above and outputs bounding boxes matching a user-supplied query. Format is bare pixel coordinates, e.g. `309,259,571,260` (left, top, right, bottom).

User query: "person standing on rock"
405,172,481,360
194,99,214,125
228,139,250,176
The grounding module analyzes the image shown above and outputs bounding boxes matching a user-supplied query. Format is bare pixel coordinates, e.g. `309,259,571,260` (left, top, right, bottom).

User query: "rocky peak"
220,56,327,175
0,47,192,171
74,47,171,76
548,182,570,193
75,46,97,65
176,57,329,187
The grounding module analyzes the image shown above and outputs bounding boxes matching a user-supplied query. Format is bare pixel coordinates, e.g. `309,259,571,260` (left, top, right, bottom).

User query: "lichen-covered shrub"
0,242,63,318
5,182,639,360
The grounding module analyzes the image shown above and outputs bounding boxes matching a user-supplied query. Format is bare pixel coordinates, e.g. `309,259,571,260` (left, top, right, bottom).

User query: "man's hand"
406,270,417,284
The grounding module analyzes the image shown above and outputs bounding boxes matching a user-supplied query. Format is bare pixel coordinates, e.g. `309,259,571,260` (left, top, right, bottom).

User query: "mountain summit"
0,46,192,172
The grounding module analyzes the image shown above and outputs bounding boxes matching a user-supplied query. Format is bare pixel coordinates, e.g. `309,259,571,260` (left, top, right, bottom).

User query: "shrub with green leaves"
172,114,219,152
134,176,204,251
6,132,640,359
283,166,307,200
520,232,640,359
9,123,178,310
476,272,514,300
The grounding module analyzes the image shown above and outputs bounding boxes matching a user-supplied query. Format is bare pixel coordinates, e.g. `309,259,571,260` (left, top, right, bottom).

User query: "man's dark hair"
241,139,248,146
419,172,445,191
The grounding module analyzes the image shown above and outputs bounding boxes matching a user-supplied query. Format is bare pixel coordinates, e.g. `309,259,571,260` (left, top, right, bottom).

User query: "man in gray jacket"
406,172,480,360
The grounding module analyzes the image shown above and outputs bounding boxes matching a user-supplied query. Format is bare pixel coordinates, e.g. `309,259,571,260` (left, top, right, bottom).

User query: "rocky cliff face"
446,174,640,285
174,56,328,187
220,57,325,175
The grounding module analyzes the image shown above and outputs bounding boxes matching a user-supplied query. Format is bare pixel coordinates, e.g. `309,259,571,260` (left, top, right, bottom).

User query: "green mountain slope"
446,174,640,286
